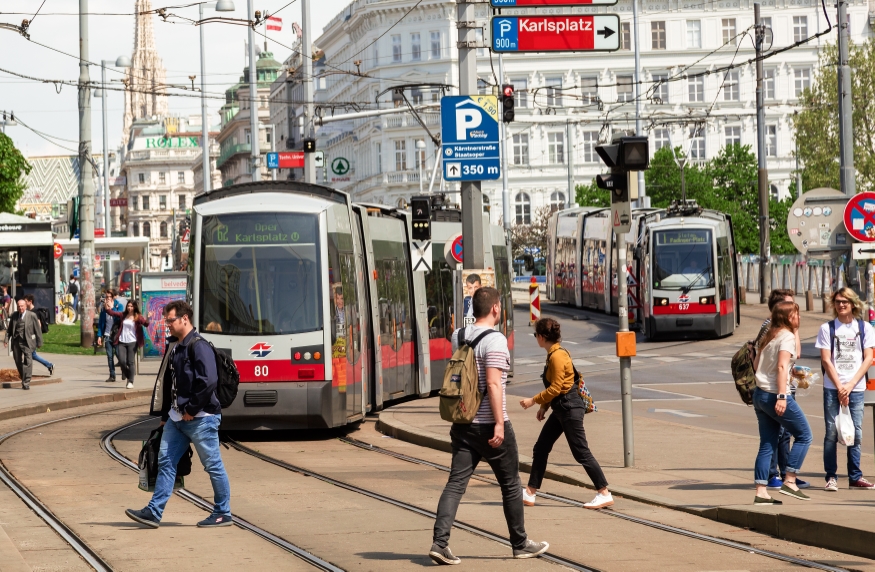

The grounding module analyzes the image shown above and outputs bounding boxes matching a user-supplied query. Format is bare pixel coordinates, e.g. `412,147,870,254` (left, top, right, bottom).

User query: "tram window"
199,213,322,335
652,229,714,291
717,236,734,299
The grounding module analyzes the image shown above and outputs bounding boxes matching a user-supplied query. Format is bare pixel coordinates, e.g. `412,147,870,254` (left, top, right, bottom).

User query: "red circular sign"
53,242,63,260
843,191,875,243
451,235,464,263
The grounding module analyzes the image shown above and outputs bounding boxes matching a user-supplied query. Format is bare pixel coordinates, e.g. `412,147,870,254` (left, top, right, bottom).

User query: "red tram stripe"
237,360,326,383
652,303,717,315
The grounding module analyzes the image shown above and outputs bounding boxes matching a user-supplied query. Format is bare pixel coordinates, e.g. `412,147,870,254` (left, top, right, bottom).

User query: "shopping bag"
137,427,187,491
835,405,856,446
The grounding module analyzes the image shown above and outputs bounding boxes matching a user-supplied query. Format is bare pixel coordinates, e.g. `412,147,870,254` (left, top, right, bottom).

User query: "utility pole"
247,0,261,182
754,3,771,303
100,62,110,234
837,0,855,196
199,1,211,194
458,0,484,268
632,0,646,207
566,118,573,209
78,0,96,347
617,214,633,468
795,137,803,199
302,0,316,184
499,54,511,233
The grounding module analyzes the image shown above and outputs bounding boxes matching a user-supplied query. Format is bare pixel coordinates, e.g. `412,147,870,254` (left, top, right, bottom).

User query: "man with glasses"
816,288,875,491
125,300,231,528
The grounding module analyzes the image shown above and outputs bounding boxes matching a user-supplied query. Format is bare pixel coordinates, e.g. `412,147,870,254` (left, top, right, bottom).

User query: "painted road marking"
649,408,707,418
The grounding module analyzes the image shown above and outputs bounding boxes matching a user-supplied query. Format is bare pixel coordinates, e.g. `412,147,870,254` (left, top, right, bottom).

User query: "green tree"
0,133,30,213
643,146,711,208
769,196,796,255
794,39,875,192
704,144,759,254
574,178,610,208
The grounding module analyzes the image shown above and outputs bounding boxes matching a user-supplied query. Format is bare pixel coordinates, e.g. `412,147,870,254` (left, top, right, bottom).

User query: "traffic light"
595,136,650,171
501,84,515,123
596,173,629,204
303,138,316,153
410,196,431,241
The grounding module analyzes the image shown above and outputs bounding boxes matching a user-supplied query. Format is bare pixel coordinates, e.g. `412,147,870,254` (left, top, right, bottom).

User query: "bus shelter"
56,236,150,294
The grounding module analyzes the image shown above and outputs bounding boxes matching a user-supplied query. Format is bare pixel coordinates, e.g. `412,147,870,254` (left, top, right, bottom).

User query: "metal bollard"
529,277,540,325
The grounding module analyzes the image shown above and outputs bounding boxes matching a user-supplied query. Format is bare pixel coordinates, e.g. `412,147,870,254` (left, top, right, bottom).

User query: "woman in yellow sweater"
519,317,613,509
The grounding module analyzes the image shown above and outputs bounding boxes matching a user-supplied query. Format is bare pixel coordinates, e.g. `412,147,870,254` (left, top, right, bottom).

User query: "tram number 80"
254,365,270,377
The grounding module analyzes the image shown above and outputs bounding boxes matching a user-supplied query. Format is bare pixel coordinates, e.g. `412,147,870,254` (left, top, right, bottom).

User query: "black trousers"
12,340,32,387
433,421,527,550
117,341,137,383
528,405,609,491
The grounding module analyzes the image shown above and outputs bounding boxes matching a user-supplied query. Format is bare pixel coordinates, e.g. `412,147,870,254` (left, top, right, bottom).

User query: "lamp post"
416,139,426,194
199,0,236,194
95,56,131,236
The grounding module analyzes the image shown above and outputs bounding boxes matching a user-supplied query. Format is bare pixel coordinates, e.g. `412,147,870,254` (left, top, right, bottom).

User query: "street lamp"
96,56,131,236
416,139,426,194
199,1,236,194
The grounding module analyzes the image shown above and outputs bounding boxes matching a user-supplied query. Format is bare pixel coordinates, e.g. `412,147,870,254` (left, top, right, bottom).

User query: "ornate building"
122,0,168,146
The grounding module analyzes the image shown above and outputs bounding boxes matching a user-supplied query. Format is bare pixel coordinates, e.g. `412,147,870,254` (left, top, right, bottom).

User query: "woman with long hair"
751,301,812,504
106,299,150,389
519,318,612,509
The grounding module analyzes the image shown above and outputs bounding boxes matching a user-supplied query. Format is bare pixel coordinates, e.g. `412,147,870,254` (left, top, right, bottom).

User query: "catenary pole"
617,218,633,467
200,2,211,194
837,0,855,197
755,3,771,303
458,0,484,269
302,0,316,184
78,0,96,347
247,0,261,182
566,119,573,209
499,54,511,232
100,62,110,234
632,0,646,206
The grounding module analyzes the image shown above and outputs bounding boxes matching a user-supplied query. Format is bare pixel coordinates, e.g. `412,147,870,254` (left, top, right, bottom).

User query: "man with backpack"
430,287,549,565
24,295,53,377
126,300,232,528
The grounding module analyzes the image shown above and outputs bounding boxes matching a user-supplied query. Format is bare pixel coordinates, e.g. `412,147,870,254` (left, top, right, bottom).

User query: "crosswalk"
514,348,738,369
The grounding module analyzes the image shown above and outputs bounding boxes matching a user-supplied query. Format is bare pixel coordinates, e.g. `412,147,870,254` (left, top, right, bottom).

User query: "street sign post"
852,243,875,260
266,152,305,169
411,240,433,272
440,96,501,181
314,151,325,169
843,191,875,243
611,200,631,234
491,15,620,53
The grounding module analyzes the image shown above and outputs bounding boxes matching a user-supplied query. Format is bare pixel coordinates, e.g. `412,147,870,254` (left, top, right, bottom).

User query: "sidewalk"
0,350,159,422
379,396,875,560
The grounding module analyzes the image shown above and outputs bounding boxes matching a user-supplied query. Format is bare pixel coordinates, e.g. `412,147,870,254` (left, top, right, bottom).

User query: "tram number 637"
254,365,270,377
678,303,689,311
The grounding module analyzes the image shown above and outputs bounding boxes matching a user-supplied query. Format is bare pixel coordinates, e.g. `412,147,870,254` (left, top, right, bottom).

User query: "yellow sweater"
533,343,575,405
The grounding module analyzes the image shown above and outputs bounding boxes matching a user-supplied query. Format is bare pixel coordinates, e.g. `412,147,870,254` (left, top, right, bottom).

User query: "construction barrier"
529,277,540,325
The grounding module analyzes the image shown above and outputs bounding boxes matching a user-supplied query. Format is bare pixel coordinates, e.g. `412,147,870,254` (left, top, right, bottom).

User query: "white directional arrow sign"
852,243,875,260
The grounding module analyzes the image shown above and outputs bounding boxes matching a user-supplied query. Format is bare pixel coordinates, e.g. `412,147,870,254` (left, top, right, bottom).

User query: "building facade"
122,0,169,146
306,0,873,223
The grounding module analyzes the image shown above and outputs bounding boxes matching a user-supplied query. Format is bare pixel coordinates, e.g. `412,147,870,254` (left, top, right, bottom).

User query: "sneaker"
778,484,810,501
21,384,29,390
126,382,134,389
125,507,160,528
753,496,782,505
197,514,233,527
766,476,783,490
513,540,549,559
825,477,838,492
48,365,54,376
428,544,461,565
522,487,536,507
105,376,116,383
583,492,614,509
850,477,875,490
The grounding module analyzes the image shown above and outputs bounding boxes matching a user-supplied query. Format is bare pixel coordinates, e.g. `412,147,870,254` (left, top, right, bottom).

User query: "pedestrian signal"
501,84,515,123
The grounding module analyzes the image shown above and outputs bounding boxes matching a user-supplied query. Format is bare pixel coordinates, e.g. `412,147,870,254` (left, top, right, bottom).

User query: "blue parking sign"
440,96,501,181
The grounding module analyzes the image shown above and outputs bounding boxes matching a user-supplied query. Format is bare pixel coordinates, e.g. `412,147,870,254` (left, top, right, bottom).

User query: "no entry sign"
843,191,875,242
491,15,620,52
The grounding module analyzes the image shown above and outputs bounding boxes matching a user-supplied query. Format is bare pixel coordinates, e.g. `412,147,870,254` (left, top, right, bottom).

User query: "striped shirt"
451,326,510,424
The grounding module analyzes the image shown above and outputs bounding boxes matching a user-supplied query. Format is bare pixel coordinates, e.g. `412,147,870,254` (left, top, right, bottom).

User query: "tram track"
102,419,343,572
337,436,851,572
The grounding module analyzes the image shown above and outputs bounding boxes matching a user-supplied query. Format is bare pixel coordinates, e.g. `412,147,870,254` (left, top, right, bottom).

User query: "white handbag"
835,405,856,446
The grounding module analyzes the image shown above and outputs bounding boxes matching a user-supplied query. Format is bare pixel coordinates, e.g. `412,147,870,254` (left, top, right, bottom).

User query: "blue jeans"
823,388,865,482
753,388,812,485
146,415,230,520
32,351,53,372
104,336,117,378
768,426,792,480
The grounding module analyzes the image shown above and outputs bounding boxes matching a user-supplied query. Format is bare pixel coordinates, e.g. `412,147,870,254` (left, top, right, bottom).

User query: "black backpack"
35,307,49,334
187,336,240,408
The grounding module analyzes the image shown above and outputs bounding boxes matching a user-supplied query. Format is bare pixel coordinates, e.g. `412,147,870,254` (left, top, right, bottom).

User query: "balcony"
216,143,251,169
386,170,420,184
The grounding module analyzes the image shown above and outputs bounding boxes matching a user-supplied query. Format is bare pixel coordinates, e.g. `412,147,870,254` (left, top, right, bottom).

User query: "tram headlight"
655,297,669,306
699,296,715,305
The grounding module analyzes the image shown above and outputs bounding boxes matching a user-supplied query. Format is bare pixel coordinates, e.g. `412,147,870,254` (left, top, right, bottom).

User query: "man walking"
97,289,125,383
67,275,79,320
429,287,549,565
125,300,232,528
4,299,43,390
23,295,53,376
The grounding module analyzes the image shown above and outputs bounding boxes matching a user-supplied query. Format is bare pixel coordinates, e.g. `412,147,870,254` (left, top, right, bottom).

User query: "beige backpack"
439,328,497,423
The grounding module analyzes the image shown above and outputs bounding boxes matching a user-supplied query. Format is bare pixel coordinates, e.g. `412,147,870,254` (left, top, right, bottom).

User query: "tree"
705,143,759,254
0,133,30,213
643,146,711,208
575,179,610,208
769,196,796,255
794,39,875,192
511,205,551,262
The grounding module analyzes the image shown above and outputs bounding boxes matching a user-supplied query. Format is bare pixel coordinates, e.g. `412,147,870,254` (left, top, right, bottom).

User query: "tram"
546,201,739,340
188,182,512,430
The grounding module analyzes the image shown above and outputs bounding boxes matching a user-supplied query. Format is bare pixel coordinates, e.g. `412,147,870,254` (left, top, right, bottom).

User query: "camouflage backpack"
730,322,768,406
439,328,497,424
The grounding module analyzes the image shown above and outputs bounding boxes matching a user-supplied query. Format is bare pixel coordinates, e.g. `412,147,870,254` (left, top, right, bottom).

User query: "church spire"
122,0,168,145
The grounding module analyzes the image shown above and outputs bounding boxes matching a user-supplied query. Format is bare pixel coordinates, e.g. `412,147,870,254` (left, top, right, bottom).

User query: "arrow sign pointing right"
597,26,615,38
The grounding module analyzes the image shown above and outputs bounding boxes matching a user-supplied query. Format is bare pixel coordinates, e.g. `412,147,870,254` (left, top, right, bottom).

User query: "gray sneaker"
513,539,549,559
428,544,461,565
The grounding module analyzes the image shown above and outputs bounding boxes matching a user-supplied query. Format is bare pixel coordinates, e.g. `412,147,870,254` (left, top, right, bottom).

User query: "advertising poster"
461,269,495,327
139,273,188,359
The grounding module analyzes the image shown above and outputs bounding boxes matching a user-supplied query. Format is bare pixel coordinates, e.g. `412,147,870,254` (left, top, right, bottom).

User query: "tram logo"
678,294,690,304
249,343,273,358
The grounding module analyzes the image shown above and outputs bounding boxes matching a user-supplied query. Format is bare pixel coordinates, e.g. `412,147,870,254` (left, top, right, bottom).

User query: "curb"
377,409,875,561
1,377,62,389
0,389,152,423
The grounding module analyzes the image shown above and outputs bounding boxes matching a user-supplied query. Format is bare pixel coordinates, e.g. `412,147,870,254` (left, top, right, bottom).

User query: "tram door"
376,257,416,399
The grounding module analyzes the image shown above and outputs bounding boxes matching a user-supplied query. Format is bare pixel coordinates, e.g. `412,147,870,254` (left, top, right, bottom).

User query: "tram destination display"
205,213,318,245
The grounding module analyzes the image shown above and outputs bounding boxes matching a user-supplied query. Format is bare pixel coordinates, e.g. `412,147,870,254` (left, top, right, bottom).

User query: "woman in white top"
106,299,150,390
751,301,812,504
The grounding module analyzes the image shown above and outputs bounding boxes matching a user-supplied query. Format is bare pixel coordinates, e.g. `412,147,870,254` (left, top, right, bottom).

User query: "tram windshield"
652,229,714,291
199,212,322,335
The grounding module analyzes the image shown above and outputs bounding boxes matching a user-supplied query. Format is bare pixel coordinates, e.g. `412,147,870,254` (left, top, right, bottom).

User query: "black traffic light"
596,174,629,204
595,136,650,171
410,196,431,241
303,138,316,153
501,84,515,123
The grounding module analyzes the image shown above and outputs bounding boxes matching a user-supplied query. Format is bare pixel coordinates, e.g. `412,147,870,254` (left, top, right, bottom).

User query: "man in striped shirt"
429,287,549,565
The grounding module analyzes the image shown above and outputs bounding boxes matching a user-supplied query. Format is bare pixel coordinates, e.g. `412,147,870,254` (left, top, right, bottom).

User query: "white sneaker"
583,492,614,509
825,477,838,492
126,382,134,389
522,487,536,507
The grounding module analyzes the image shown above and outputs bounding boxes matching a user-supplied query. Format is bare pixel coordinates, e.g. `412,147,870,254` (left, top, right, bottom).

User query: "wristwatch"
776,393,788,400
